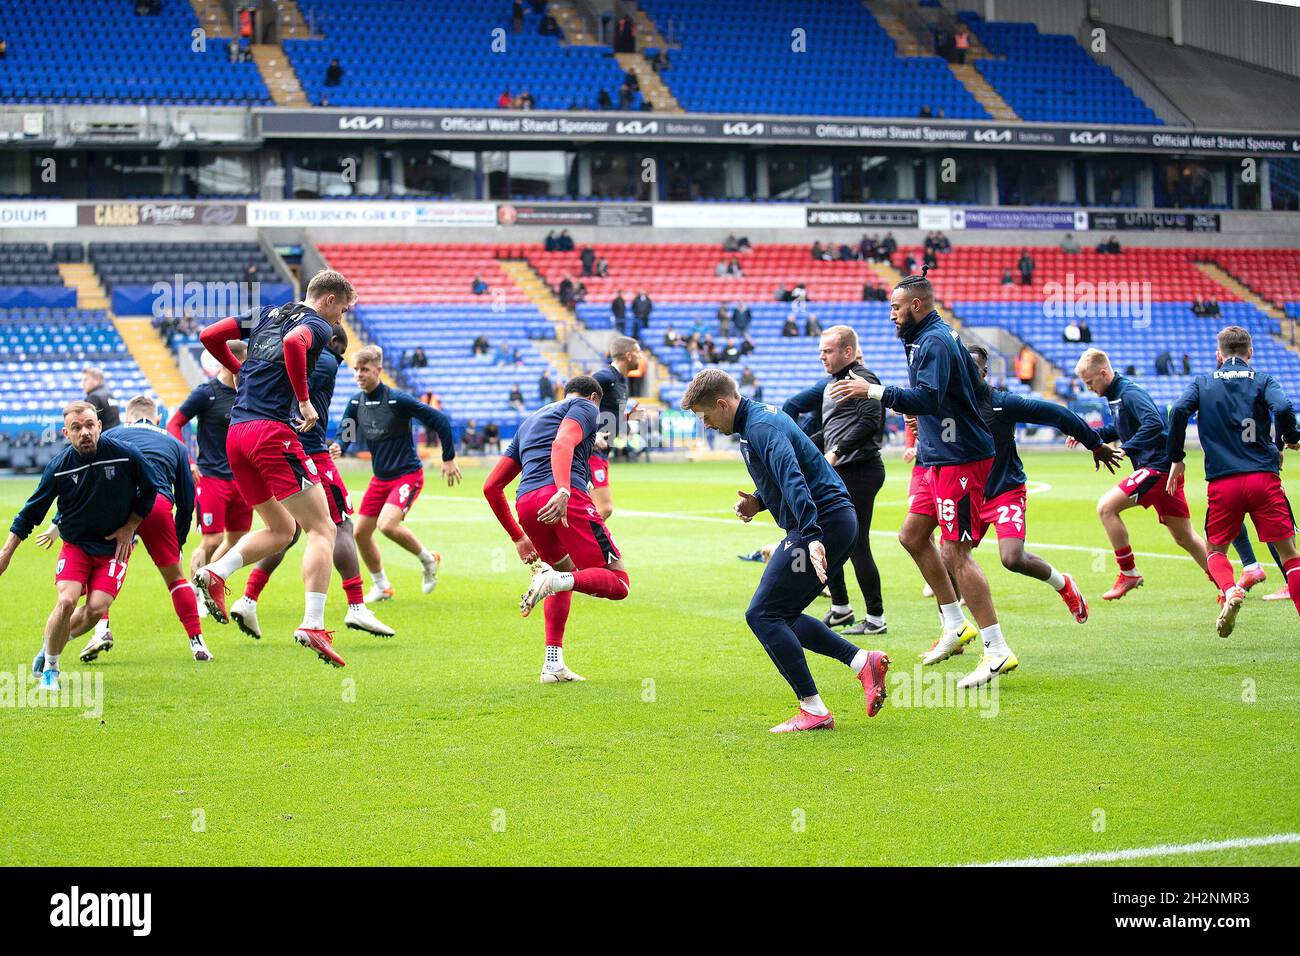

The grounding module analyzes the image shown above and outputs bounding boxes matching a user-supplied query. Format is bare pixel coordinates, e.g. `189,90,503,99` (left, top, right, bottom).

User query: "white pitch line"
417,496,1199,562
967,832,1300,867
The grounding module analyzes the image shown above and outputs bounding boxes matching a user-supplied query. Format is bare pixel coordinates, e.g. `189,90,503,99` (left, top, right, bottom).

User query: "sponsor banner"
918,206,953,231
652,202,807,230
246,201,493,227
953,208,1089,231
77,202,245,227
806,206,918,228
497,202,653,227
256,109,1300,155
1088,210,1221,233
0,201,77,228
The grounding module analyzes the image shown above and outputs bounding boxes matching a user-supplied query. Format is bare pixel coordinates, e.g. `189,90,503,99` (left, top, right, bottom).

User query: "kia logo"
1069,131,1106,144
722,122,764,136
339,115,384,131
615,120,659,134
974,129,1011,143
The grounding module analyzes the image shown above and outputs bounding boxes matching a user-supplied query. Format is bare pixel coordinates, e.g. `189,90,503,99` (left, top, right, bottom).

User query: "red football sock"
544,590,571,648
341,574,364,606
244,567,270,600
1284,558,1300,618
169,579,202,638
1114,546,1136,573
571,568,630,600
1207,552,1237,592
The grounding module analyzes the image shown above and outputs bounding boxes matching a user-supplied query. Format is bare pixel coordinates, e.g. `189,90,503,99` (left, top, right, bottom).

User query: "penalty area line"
964,832,1300,867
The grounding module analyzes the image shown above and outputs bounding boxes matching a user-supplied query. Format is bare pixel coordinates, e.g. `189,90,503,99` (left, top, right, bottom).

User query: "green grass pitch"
0,450,1297,866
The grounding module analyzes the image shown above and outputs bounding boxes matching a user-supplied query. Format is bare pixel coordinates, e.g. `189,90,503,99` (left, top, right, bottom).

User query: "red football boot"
294,628,346,667
1058,574,1089,623
769,709,835,733
1102,573,1143,601
1237,566,1267,592
193,568,229,623
855,651,890,718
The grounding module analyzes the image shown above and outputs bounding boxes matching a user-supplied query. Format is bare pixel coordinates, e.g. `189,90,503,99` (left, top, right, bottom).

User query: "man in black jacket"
808,326,887,635
82,367,120,430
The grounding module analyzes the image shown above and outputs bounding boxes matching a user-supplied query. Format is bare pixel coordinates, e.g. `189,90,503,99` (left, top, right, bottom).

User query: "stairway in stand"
1197,262,1300,354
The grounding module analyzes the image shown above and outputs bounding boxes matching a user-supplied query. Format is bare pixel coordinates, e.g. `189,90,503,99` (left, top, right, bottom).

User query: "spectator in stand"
923,246,938,271
740,332,755,356
544,230,558,252
572,280,588,306
1207,299,1220,317
727,256,743,277
651,47,670,72
509,384,526,411
790,281,808,307
557,229,575,251
618,83,635,110
512,0,523,33
409,347,428,368
880,232,897,258
1098,235,1122,254
473,335,491,358
715,302,731,336
918,104,932,118
714,259,729,278
518,90,535,110
461,420,483,455
741,366,757,388
82,367,120,430
1181,352,1192,375
903,253,918,274
538,369,554,403
558,274,576,308
610,289,627,329
325,58,343,87
1018,249,1035,286
1015,345,1036,387
498,89,513,109
782,315,800,337
858,235,877,261
1061,232,1081,254
811,240,826,260
723,233,741,253
580,245,596,276
495,341,520,367
719,338,741,364
631,290,653,338
1001,266,1014,286
732,301,752,334
954,25,970,64
1078,318,1092,343
598,88,613,110
1063,320,1082,343
471,274,489,295
595,255,609,278
614,15,636,52
838,243,857,261
1191,299,1206,317
483,421,501,455
700,334,719,364
539,10,559,35
1155,350,1173,376
804,313,822,337
936,231,952,252
775,283,792,302
663,324,685,349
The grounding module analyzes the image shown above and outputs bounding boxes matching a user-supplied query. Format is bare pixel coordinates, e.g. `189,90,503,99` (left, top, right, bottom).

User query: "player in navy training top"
194,269,354,668
967,345,1123,625
587,335,645,521
335,345,460,603
0,401,156,692
836,269,1013,691
483,376,631,684
71,394,210,663
229,327,394,640
169,339,252,576
680,368,889,733
1074,347,1212,603
1165,325,1300,636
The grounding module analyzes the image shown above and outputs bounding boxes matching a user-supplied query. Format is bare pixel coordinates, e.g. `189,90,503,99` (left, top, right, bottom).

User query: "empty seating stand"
0,244,77,309
89,242,291,317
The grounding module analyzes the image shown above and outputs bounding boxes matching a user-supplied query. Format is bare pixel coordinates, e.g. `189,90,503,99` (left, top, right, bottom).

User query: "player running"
1165,325,1300,636
229,325,393,639
966,345,1123,621
483,375,631,683
335,346,460,602
1072,347,1211,599
168,340,251,590
70,395,209,662
834,268,1015,689
192,270,350,667
589,336,645,520
683,368,889,733
0,401,156,692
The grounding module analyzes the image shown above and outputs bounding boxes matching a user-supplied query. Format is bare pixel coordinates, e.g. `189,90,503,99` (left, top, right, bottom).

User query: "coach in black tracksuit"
807,326,886,635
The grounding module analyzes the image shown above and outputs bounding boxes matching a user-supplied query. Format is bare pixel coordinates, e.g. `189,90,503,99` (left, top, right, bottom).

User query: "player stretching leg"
170,341,252,618
336,346,460,602
70,396,210,661
1166,325,1300,636
483,376,630,683
685,369,889,732
836,268,1015,688
230,326,392,638
0,402,156,692
589,336,645,520
1073,348,1211,600
966,345,1124,621
193,271,348,666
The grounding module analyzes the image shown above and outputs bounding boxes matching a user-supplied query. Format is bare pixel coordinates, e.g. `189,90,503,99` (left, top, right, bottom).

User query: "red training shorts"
516,485,621,569
196,474,253,534
1205,471,1296,546
980,484,1028,541
312,452,354,526
55,541,129,598
359,470,424,518
226,420,320,506
1117,468,1190,524
136,491,182,567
